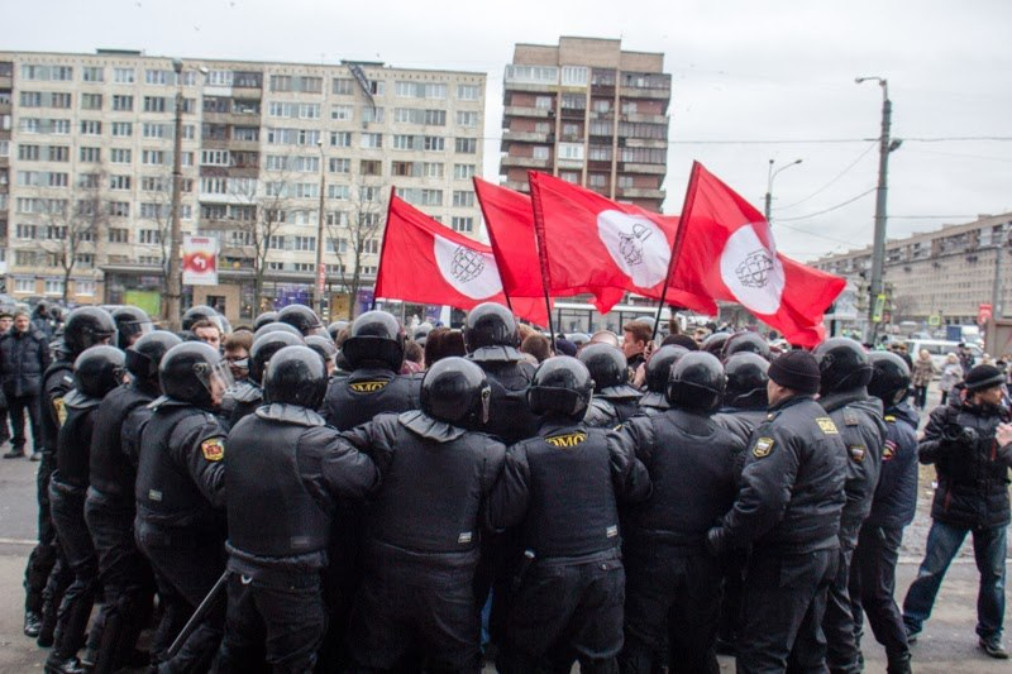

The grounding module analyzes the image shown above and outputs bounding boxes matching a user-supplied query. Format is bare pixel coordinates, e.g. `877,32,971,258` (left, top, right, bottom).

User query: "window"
395,81,447,99
451,216,474,233
398,188,442,206
456,110,479,127
75,280,97,296
330,131,351,148
80,120,102,135
558,143,584,161
394,108,447,125
44,280,65,296
113,67,135,83
329,157,350,174
452,190,475,207
423,136,445,151
453,163,475,180
206,70,234,87
201,149,230,166
454,138,477,154
0,140,7,158
532,146,550,160
327,184,350,200
110,148,132,163
592,99,610,113
18,144,40,161
80,93,102,110
293,236,316,252
269,75,322,93
143,96,167,112
16,224,38,239
82,66,104,82
268,102,321,119
330,105,353,121
360,133,382,149
332,78,354,95
19,92,42,108
108,228,129,243
391,161,416,177
362,107,384,123
75,253,95,267
50,93,71,108
79,173,101,189
109,202,131,217
109,175,131,190
423,162,444,178
49,146,69,162
138,229,161,244
360,160,381,176
326,212,348,228
233,126,259,141
111,121,133,137
535,96,553,110
588,145,612,161
14,278,35,292
112,95,134,111
457,84,480,100
145,69,172,85
617,175,634,189
141,176,170,192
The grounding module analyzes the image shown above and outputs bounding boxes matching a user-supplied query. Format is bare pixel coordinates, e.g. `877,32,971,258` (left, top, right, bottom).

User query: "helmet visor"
194,358,236,405
479,385,491,425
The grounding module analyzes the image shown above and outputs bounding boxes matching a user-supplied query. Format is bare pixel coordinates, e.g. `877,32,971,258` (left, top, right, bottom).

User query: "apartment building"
500,36,671,212
812,212,1012,326
0,50,486,320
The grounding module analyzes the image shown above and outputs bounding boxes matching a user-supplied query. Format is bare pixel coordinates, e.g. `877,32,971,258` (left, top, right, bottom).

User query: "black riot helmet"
724,352,770,409
413,322,433,345
111,306,154,350
264,345,328,409
420,357,491,429
253,321,304,341
342,310,405,371
253,311,279,332
527,356,595,420
63,307,117,358
181,305,221,332
645,345,690,394
159,341,234,409
125,331,183,384
666,351,726,412
305,335,338,366
814,337,872,395
327,320,349,343
722,331,771,361
702,332,731,357
578,343,637,397
73,345,126,399
463,303,521,360
868,351,912,407
249,331,304,385
278,304,326,337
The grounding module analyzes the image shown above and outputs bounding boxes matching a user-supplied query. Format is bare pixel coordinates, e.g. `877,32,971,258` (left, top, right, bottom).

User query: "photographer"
902,365,1012,659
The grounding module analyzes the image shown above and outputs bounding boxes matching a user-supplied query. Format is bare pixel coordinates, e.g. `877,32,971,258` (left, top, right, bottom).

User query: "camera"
942,424,978,449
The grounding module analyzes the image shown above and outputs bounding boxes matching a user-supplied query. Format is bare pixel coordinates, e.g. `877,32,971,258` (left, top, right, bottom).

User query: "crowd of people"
6,300,1012,674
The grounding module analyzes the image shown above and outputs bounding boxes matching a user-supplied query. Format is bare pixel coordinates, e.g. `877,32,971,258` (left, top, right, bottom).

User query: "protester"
0,311,51,460
190,319,223,352
911,349,937,411
938,353,963,406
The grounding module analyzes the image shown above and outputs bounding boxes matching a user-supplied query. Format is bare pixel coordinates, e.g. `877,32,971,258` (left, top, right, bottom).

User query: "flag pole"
473,177,514,315
527,171,557,347
650,161,703,342
371,187,398,311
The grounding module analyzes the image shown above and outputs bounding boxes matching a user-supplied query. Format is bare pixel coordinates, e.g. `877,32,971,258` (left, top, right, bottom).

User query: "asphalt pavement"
0,386,1008,672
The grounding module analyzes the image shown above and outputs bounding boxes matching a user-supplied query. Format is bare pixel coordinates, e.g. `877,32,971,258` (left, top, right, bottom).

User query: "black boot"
44,653,89,674
886,651,912,674
25,610,43,638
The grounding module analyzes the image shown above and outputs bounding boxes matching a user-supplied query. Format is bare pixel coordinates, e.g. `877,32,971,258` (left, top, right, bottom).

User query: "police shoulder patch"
752,437,775,459
545,431,588,448
884,414,896,423
53,397,68,427
848,444,866,463
200,437,225,462
349,380,388,394
815,417,839,435
882,439,897,461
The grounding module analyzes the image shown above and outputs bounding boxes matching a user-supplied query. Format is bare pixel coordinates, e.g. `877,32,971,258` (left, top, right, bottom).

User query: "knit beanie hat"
964,364,1005,392
768,350,821,395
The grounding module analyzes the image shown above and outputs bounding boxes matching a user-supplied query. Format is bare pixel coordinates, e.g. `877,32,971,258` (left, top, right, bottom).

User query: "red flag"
670,162,846,346
527,171,708,314
473,178,624,312
374,193,549,326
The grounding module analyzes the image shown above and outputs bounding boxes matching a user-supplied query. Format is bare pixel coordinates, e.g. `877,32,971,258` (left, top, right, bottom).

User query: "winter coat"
911,357,937,387
0,329,51,398
938,363,963,393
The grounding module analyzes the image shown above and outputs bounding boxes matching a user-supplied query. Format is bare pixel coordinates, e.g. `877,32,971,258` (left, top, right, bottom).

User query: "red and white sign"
182,235,219,286
978,303,993,325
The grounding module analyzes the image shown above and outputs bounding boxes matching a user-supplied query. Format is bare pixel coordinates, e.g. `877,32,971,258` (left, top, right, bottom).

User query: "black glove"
706,527,726,557
942,424,978,451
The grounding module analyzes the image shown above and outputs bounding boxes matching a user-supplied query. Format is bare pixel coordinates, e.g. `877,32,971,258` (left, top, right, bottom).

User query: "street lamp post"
164,59,185,331
314,140,327,319
764,158,802,223
856,76,895,344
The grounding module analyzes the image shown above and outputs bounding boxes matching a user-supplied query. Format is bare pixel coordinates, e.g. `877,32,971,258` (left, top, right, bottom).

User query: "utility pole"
992,222,1007,319
164,59,185,332
857,76,898,344
314,140,327,319
764,158,802,224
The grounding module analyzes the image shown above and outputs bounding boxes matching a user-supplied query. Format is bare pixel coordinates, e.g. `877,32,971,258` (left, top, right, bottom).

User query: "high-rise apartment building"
0,50,486,320
500,36,671,212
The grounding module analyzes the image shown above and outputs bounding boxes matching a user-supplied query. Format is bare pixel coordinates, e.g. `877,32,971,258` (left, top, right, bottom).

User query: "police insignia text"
350,381,388,393
815,417,839,435
545,432,588,448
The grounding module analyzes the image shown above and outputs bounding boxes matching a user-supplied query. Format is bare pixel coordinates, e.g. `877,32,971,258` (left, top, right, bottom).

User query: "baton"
166,569,230,659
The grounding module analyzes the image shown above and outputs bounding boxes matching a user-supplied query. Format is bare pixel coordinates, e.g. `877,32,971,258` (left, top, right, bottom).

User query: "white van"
905,339,981,372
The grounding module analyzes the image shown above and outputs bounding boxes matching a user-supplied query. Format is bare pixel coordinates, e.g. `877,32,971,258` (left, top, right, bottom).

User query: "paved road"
0,387,1008,672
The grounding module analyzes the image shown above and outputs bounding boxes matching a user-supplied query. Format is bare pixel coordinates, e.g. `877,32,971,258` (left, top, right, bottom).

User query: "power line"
668,135,1012,146
775,187,876,222
776,142,878,211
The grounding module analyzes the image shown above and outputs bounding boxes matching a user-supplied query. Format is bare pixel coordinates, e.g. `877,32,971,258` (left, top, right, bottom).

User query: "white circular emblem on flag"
719,225,786,314
596,211,670,288
433,235,503,300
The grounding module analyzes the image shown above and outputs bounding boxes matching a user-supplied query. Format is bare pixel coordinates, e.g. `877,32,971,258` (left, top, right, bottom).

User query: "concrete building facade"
500,36,671,212
0,50,486,321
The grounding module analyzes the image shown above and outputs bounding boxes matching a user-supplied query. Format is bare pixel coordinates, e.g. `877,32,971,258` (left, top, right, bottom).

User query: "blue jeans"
902,519,1007,640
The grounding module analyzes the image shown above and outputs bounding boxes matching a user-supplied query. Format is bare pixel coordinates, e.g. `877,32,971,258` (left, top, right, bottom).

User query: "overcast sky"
7,0,1012,261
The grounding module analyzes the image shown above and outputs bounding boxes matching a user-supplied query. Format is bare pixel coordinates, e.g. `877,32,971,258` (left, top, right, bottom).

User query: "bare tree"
325,189,386,319
38,171,107,304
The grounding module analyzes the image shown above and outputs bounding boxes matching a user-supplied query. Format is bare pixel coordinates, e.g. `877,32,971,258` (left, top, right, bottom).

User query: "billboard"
182,235,219,286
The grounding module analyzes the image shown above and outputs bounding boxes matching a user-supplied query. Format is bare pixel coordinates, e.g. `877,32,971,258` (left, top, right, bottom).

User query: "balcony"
624,138,667,150
503,105,552,119
623,112,669,125
618,187,666,200
500,155,551,170
502,180,529,193
502,129,552,144
620,163,666,175
504,80,560,95
619,86,671,100
202,111,259,126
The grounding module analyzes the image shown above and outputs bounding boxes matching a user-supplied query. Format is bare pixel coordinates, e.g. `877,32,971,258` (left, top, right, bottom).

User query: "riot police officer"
620,352,743,673
721,331,771,361
580,343,642,428
339,357,506,672
221,330,302,425
635,345,688,417
850,352,917,674
111,306,154,350
86,331,181,673
714,352,771,446
134,342,232,673
706,350,847,672
216,346,378,673
305,334,338,377
252,311,278,332
46,345,125,674
491,356,651,673
814,338,887,674
181,305,223,333
277,303,328,337
27,306,116,646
